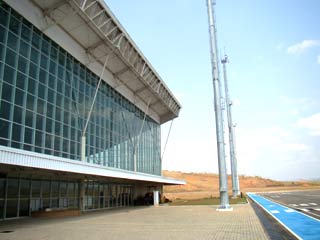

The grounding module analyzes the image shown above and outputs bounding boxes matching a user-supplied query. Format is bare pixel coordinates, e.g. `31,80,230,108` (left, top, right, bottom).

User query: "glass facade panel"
6,178,19,218
83,181,132,210
0,2,161,175
19,179,30,217
0,176,81,219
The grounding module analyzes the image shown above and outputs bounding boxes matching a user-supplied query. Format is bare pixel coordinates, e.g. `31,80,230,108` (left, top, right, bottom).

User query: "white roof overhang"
0,146,186,185
25,0,181,124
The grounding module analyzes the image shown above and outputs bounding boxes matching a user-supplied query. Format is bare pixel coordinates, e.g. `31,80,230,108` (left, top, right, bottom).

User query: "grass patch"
169,197,247,206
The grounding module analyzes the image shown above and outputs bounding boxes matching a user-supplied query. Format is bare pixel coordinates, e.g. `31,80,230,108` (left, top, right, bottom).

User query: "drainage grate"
0,230,14,233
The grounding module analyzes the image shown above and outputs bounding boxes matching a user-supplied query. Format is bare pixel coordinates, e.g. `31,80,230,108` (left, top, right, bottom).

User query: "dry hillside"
163,170,320,200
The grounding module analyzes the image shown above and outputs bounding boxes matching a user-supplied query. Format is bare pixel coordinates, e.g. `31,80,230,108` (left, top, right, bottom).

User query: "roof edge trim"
0,146,186,185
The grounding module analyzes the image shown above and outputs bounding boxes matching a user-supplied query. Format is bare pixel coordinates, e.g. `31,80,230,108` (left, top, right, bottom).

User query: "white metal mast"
206,0,230,210
221,54,240,198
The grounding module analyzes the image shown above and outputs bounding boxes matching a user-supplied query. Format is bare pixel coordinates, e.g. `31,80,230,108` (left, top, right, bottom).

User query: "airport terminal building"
0,0,183,219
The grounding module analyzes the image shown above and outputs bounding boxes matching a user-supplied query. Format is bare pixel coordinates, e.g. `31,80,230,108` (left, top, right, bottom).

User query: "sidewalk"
0,204,269,240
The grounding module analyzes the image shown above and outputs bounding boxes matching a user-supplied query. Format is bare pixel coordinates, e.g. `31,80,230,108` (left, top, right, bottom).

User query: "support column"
221,55,240,198
81,136,86,162
206,0,231,210
153,191,159,206
81,55,109,163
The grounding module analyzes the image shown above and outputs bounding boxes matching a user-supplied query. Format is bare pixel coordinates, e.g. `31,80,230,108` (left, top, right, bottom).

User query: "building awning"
0,146,185,185
23,0,181,124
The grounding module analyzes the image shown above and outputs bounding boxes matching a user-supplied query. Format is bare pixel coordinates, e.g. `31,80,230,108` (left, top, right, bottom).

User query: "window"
0,7,9,29
21,24,31,42
13,105,23,124
50,46,57,60
26,94,35,111
47,102,54,119
40,53,48,70
2,82,13,102
48,74,55,89
0,119,10,139
24,127,33,144
29,62,37,79
11,123,22,143
5,48,16,67
19,40,29,58
37,83,46,100
9,15,20,34
27,77,36,95
35,113,43,130
0,100,11,120
30,47,39,64
16,72,26,90
36,99,45,115
25,110,33,127
35,130,43,147
0,43,4,61
32,32,41,49
46,119,52,133
18,57,28,74
45,133,52,149
14,88,24,107
7,31,18,51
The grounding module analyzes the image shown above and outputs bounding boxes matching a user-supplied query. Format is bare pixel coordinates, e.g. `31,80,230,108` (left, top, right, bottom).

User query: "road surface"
259,190,320,220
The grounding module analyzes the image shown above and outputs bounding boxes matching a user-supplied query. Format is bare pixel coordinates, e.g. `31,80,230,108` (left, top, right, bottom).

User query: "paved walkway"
248,193,320,240
0,204,269,240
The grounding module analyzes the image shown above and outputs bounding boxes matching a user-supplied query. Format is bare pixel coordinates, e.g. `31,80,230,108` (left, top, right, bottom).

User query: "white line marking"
289,204,298,207
300,204,309,206
285,209,295,213
309,203,318,206
270,210,280,214
248,194,305,240
315,208,320,211
301,209,309,212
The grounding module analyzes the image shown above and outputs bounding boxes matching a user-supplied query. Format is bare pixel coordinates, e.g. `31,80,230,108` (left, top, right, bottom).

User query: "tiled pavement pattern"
0,205,269,240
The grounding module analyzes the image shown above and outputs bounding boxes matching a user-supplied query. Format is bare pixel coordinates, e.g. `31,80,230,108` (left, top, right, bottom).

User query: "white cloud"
279,95,291,104
281,143,309,152
276,42,285,51
317,55,320,64
279,96,313,115
296,113,320,136
289,108,300,116
287,40,320,55
279,95,308,105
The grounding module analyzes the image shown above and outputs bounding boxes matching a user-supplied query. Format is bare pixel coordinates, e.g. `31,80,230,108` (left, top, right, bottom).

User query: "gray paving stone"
0,204,269,240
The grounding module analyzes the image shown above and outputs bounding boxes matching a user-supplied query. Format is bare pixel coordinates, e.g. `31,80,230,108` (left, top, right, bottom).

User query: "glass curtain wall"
0,1,161,175
84,181,132,210
0,176,133,219
0,176,79,220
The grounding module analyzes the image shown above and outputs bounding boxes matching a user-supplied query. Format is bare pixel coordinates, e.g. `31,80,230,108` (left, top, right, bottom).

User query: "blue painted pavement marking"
248,193,320,240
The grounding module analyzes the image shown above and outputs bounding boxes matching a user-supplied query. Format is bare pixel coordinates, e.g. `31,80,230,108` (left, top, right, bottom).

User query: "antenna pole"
206,0,230,210
221,55,240,198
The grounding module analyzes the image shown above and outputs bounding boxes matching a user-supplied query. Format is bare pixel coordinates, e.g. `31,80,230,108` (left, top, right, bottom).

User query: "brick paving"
0,204,269,240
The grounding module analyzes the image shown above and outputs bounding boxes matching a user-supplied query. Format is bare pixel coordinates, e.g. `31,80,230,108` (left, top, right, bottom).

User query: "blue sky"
105,0,320,180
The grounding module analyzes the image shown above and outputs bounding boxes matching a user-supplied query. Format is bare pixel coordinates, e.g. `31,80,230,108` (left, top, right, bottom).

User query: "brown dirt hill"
162,170,320,200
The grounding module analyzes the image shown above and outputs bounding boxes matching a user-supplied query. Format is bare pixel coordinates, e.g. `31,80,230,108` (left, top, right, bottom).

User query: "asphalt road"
259,190,320,220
